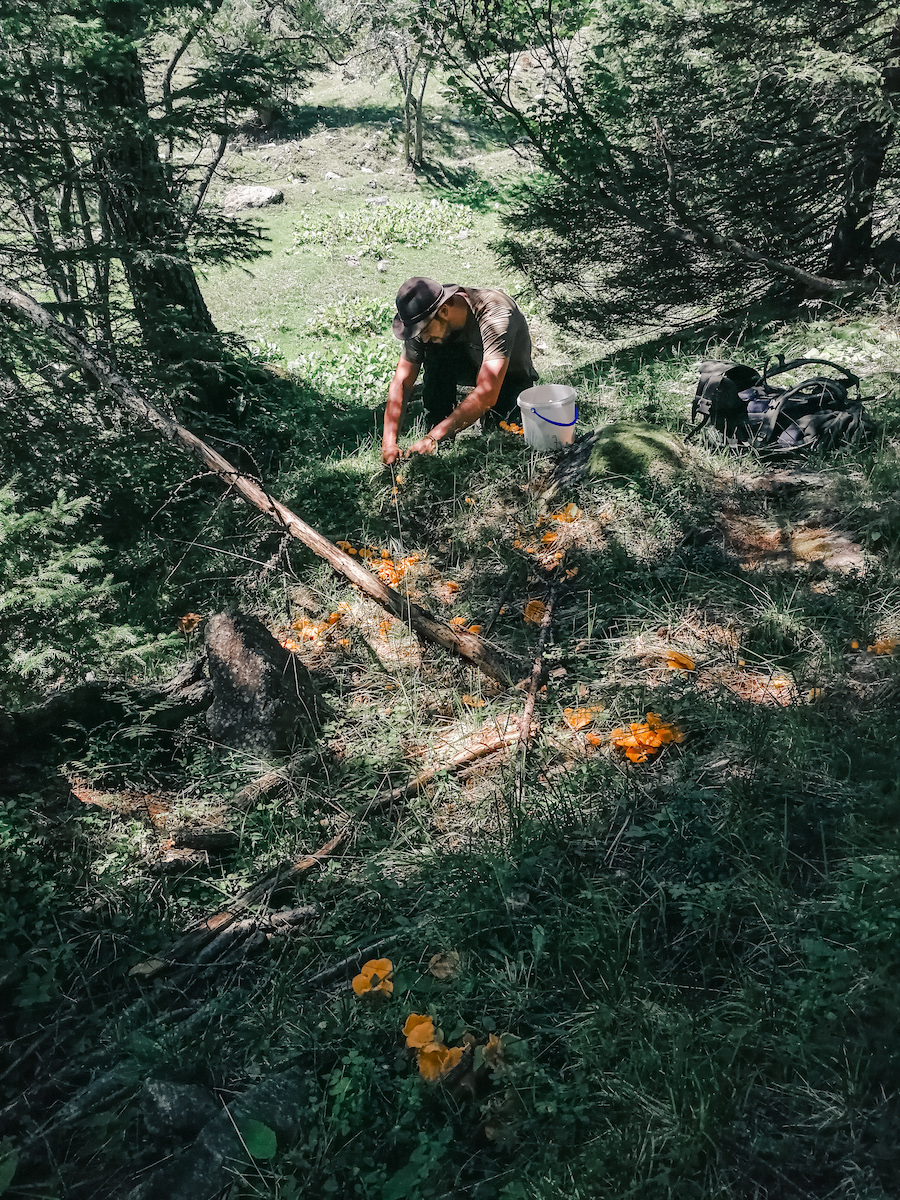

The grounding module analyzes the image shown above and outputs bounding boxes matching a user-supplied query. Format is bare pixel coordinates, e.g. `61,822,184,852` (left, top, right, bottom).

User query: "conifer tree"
0,0,324,359
433,0,900,333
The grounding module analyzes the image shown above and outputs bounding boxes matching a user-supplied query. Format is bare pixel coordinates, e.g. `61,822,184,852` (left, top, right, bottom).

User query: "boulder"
128,1067,309,1200
222,186,284,212
204,612,319,757
140,1081,219,1139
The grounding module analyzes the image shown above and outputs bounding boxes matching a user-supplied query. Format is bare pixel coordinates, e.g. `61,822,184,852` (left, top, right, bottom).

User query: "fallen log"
0,285,513,685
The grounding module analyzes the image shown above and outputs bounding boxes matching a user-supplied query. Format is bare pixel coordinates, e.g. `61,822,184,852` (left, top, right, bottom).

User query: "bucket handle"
529,404,578,428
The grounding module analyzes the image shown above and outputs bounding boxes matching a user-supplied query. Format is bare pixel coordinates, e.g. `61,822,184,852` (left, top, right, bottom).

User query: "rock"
140,1081,219,1139
204,612,320,756
324,171,342,180
366,195,390,205
127,1067,310,1200
376,259,390,272
222,186,284,212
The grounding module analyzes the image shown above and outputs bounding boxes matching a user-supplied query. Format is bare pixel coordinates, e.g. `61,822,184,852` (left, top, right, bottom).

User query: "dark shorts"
420,341,536,429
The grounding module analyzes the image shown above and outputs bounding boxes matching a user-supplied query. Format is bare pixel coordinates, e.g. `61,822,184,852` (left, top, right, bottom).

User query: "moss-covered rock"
584,421,685,477
540,421,686,497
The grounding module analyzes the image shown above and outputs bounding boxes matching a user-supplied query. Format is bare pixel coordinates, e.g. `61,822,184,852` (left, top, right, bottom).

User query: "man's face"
420,306,451,344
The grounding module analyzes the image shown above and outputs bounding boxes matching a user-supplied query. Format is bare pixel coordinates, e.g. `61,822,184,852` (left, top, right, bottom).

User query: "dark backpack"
689,356,869,452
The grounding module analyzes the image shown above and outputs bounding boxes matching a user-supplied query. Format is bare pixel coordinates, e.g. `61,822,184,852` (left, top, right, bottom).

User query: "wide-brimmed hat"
392,277,460,340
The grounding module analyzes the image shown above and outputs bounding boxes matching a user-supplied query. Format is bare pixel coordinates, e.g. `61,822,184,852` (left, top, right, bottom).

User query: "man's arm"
382,355,420,464
407,357,509,456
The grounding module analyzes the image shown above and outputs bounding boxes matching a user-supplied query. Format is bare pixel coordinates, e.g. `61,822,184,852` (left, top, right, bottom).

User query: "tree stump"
204,612,320,757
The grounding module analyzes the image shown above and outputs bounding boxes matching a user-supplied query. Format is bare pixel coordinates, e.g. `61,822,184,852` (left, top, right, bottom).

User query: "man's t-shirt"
402,287,537,381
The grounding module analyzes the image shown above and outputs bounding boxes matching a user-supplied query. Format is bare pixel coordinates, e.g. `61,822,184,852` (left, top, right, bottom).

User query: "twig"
0,1024,63,1085
301,937,402,990
515,576,563,805
482,571,518,638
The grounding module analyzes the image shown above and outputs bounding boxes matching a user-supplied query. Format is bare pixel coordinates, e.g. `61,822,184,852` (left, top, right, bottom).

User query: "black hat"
392,277,460,341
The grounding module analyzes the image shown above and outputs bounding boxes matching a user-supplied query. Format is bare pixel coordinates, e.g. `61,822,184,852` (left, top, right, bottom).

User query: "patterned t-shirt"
402,287,537,380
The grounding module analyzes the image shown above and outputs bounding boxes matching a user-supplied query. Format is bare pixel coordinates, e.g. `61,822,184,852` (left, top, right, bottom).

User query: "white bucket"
517,385,578,450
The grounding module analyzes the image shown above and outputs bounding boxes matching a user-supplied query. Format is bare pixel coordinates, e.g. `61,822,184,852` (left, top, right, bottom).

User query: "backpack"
689,356,869,452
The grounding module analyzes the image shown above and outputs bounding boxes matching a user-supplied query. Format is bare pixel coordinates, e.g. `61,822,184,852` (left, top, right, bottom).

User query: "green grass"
5,66,900,1200
200,71,559,374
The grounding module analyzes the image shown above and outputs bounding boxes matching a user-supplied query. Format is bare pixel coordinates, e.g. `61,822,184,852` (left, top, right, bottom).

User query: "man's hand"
383,356,419,466
405,434,438,458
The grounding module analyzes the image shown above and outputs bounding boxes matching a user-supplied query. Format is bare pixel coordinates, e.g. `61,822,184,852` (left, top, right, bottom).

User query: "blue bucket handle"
529,404,578,428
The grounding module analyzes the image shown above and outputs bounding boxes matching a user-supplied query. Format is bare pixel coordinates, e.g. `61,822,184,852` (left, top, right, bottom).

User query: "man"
381,277,538,464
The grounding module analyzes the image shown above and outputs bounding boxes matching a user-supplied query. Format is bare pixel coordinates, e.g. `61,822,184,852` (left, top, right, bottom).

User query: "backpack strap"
750,373,856,449
685,413,710,441
762,355,860,392
750,390,792,448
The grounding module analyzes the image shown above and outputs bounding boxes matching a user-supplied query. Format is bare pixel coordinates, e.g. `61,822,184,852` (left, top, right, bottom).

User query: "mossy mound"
540,421,686,497
585,421,685,477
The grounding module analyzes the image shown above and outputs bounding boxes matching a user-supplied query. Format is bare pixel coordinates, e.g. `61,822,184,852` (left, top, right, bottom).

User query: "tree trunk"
413,64,430,166
825,23,900,278
86,20,217,359
825,120,893,278
403,83,414,167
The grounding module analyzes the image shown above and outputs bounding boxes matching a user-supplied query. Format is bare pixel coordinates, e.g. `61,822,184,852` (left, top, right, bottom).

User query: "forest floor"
4,69,900,1200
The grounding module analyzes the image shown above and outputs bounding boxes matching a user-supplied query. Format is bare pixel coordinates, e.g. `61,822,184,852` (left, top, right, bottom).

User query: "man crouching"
382,277,538,464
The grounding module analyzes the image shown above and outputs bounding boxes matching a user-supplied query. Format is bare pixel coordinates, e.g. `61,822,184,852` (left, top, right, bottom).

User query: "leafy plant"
287,340,398,398
291,197,477,259
308,295,396,337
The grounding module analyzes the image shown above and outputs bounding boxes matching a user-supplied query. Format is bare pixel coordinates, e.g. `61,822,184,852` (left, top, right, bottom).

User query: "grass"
4,66,900,1200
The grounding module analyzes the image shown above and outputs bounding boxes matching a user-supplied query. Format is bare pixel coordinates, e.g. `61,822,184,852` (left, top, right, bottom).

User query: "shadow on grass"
561,300,817,390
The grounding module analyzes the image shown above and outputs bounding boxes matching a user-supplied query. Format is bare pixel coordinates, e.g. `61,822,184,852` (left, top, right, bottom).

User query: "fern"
0,486,141,705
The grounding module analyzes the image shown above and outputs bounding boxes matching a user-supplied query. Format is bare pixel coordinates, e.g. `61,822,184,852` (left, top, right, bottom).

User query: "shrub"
0,486,163,705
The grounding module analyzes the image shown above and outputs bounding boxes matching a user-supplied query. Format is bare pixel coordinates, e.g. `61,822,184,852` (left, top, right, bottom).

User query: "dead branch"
232,768,289,810
301,936,401,989
0,285,513,685
368,719,522,813
130,831,346,980
169,827,240,851
515,576,562,803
